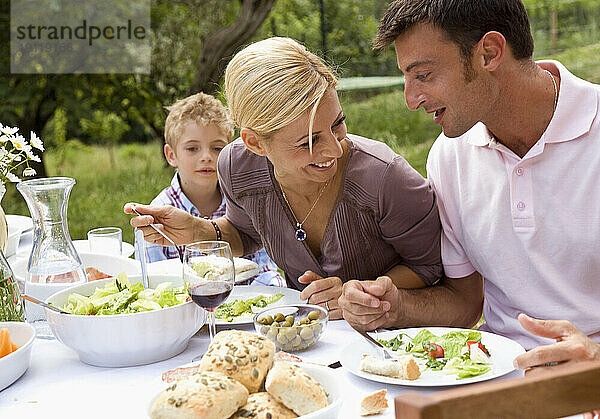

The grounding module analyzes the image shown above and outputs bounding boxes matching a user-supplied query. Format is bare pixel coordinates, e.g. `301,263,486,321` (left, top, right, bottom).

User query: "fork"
131,207,184,263
351,326,395,360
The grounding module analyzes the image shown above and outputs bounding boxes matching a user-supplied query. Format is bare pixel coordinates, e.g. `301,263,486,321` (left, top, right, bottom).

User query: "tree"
188,0,276,95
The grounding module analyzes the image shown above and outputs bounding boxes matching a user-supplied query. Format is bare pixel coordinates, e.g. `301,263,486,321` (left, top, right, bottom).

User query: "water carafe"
17,177,86,320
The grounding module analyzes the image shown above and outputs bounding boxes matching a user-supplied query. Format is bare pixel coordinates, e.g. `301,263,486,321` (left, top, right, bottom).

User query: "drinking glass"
183,241,235,342
87,227,122,255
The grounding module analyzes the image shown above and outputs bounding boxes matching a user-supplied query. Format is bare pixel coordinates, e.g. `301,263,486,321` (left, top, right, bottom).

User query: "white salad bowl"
0,321,36,391
45,274,205,367
11,252,142,321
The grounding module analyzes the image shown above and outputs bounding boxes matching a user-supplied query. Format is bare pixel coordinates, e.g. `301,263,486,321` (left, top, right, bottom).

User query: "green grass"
2,142,174,245
340,89,441,175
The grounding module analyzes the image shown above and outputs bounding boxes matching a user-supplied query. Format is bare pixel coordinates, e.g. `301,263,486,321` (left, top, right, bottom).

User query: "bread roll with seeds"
265,361,328,416
231,392,298,419
150,371,248,419
199,330,275,393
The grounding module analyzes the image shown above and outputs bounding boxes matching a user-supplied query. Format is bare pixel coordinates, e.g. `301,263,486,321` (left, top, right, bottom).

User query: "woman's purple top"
218,134,442,290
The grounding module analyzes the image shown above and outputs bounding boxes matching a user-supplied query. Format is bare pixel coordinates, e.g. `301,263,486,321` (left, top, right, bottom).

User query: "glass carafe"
17,178,86,318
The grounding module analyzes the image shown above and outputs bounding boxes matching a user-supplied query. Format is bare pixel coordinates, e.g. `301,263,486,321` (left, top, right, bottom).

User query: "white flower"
23,168,36,177
0,125,18,136
0,134,9,143
30,132,44,151
6,172,20,182
0,184,5,198
10,134,26,150
29,153,41,163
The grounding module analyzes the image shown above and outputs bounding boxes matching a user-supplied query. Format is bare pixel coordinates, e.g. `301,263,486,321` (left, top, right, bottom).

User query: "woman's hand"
124,203,199,246
298,271,343,320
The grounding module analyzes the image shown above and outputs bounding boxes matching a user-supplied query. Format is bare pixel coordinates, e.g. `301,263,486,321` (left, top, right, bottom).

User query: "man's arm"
338,272,484,331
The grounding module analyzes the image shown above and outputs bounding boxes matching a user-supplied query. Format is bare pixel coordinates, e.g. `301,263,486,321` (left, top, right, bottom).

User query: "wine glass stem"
208,310,216,341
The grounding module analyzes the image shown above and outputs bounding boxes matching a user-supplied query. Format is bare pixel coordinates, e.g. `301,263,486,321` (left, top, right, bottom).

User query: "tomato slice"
425,342,445,358
467,340,490,356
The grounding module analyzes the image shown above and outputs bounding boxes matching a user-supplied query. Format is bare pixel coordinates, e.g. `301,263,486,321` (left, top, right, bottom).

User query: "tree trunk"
188,0,276,96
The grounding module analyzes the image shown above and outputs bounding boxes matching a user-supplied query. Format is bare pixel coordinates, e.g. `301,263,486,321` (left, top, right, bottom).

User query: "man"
338,0,600,378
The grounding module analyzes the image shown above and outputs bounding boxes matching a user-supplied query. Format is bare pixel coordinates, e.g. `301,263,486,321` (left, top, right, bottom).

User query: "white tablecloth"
0,320,523,419
3,231,526,418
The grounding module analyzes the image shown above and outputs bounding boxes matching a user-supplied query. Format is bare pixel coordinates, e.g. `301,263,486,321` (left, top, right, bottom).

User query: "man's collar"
539,60,597,144
466,60,597,148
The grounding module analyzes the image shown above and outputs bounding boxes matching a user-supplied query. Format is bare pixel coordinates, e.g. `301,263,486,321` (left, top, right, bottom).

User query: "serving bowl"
253,304,328,352
0,321,36,391
44,274,205,367
11,252,142,321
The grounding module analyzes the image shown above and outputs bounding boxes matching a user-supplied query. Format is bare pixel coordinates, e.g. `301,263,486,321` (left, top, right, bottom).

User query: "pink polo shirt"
427,60,600,350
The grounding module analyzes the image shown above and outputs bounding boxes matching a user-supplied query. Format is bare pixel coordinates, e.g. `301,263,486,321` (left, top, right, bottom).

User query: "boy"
144,93,284,287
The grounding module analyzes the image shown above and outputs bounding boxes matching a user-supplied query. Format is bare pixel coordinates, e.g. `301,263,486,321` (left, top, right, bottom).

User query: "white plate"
340,327,525,387
216,285,303,325
149,362,342,419
5,215,33,234
147,257,260,284
73,240,135,258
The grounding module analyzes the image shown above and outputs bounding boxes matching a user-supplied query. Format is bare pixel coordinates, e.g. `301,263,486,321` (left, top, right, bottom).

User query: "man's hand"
338,276,397,331
514,314,600,419
298,271,343,320
124,202,197,246
513,313,600,372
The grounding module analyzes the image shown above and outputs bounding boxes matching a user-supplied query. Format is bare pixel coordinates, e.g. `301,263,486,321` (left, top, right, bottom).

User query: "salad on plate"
378,328,492,379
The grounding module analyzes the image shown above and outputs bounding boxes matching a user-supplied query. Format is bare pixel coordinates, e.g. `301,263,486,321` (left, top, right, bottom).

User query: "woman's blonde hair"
224,37,337,153
164,93,234,148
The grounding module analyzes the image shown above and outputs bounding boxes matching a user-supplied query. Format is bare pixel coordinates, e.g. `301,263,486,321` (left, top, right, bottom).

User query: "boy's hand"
124,202,197,246
299,271,343,320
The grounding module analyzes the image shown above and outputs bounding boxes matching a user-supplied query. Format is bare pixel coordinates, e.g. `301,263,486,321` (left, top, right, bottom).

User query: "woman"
126,37,442,320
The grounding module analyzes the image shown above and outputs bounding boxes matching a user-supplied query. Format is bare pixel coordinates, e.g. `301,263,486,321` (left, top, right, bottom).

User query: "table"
0,320,524,419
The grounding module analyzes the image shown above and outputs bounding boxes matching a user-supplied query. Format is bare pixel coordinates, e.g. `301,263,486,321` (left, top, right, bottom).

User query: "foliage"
257,0,397,77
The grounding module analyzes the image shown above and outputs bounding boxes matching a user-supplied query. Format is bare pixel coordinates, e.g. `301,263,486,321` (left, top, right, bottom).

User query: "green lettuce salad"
215,294,284,322
378,329,492,379
60,273,189,315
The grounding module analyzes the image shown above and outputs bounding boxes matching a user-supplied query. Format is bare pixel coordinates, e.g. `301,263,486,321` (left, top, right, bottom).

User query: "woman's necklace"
280,179,330,241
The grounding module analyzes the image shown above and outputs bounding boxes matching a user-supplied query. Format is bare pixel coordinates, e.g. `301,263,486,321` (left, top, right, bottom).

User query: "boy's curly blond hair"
164,93,234,148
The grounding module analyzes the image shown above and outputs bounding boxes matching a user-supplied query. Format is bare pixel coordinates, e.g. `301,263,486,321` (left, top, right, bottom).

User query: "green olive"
291,335,302,347
263,315,273,325
300,326,314,340
281,321,292,328
266,328,278,340
276,332,288,344
274,313,285,322
311,323,323,334
299,317,311,325
307,310,320,321
285,315,294,324
260,326,268,334
272,321,280,327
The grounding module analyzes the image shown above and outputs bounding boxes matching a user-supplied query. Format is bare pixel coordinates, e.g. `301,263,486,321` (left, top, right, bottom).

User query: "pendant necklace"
280,179,330,241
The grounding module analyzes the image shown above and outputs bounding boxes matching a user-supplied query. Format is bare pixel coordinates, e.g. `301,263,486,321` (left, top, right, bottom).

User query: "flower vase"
0,190,25,322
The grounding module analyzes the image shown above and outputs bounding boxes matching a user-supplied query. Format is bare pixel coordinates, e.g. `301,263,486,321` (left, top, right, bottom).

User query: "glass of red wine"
184,241,235,343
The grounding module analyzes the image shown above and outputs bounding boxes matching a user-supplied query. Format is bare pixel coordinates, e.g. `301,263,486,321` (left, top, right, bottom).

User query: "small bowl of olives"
253,304,328,352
